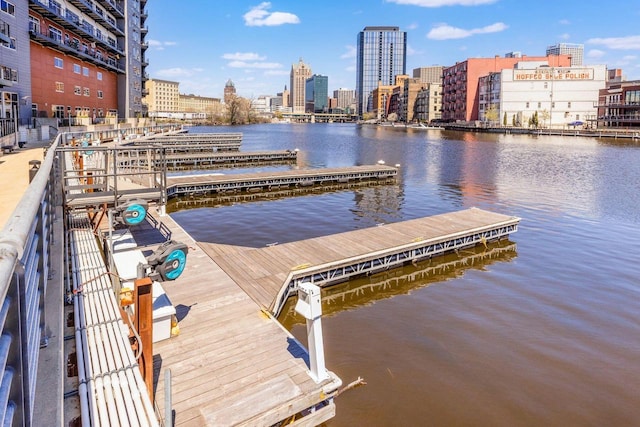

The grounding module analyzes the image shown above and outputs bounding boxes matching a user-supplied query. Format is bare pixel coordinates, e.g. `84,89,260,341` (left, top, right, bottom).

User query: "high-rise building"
224,79,236,103
28,0,147,121
546,43,584,66
290,58,311,113
356,26,407,116
305,74,328,113
412,66,444,84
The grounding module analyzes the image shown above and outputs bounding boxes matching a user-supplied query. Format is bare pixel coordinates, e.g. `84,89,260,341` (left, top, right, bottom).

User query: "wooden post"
134,277,154,400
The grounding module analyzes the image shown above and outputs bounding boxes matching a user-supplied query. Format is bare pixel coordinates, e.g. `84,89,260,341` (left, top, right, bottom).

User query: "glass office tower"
356,26,407,117
305,74,328,113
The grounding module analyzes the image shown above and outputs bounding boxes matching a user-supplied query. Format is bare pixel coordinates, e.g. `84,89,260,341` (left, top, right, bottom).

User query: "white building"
479,62,607,128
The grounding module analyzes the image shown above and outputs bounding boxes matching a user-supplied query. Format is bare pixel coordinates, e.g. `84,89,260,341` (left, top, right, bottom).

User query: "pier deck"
199,207,520,316
119,149,298,169
136,214,342,426
166,164,398,197
142,132,243,144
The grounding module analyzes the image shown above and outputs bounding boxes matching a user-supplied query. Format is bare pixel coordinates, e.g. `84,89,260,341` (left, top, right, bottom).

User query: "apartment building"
28,0,147,121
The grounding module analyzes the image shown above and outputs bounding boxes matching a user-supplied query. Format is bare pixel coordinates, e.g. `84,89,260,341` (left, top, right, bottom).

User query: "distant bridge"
281,112,358,123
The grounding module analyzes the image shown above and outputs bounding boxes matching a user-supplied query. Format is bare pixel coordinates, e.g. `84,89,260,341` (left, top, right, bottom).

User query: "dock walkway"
134,213,342,426
199,207,520,316
166,164,398,197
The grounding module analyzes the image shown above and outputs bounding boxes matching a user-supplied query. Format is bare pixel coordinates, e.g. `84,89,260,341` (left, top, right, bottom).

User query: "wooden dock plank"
199,207,519,317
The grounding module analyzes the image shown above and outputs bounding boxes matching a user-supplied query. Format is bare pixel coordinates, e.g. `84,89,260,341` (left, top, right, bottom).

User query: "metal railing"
0,134,61,426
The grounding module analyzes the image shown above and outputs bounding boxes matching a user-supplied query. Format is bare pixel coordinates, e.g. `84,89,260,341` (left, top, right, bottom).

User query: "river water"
169,124,640,426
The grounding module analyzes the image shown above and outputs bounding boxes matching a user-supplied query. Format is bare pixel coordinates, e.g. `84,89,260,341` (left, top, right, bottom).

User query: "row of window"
55,81,104,98
54,57,103,80
51,104,117,118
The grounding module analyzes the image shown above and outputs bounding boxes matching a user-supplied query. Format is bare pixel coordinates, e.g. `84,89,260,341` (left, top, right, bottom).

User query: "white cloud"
156,67,202,78
147,39,177,51
623,55,638,60
227,61,283,69
587,49,606,59
586,35,640,50
264,70,290,76
407,23,419,30
559,33,570,40
406,44,418,56
222,52,266,61
427,22,508,40
386,0,497,6
243,2,300,27
559,19,570,25
341,45,356,59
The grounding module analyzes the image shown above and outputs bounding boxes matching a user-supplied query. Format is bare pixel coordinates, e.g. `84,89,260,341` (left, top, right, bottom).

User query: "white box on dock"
152,282,176,342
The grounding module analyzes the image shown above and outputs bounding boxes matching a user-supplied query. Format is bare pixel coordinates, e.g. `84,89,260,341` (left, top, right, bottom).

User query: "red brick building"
442,54,572,122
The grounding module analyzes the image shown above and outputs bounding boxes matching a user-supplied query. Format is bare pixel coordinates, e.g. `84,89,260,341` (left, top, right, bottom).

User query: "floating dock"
118,149,298,169
199,207,520,317
166,164,398,197
140,132,243,144
130,214,342,426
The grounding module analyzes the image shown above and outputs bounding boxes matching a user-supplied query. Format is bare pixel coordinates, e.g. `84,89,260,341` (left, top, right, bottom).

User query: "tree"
225,94,243,125
503,112,507,126
484,105,499,124
512,114,517,127
540,109,550,128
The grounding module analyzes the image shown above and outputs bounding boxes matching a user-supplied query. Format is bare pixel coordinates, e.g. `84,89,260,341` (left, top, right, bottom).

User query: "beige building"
144,78,180,113
290,58,312,113
179,93,221,115
415,83,442,123
413,66,444,84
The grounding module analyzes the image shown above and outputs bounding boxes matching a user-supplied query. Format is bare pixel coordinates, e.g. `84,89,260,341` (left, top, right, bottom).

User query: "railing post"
295,282,329,383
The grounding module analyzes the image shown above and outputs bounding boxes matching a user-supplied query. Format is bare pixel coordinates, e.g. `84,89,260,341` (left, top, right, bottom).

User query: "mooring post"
295,282,329,383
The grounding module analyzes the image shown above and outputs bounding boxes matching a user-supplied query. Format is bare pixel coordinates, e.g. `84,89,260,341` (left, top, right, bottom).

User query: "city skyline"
145,0,640,99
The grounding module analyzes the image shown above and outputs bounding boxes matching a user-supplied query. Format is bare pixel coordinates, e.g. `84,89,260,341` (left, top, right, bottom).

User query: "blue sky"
145,0,640,99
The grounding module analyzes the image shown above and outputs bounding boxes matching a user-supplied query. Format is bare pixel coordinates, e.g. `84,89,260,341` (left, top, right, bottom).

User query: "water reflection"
279,240,517,330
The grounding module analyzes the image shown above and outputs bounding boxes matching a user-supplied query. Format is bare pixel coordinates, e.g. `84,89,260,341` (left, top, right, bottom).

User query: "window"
526,102,530,108
538,102,541,108
83,67,89,77
544,82,548,89
83,87,90,97
28,16,40,33
73,64,81,74
97,90,103,99
552,102,555,108
54,57,63,69
0,0,15,16
567,102,571,108
49,26,62,43
74,86,81,95
55,82,64,92
97,71,102,81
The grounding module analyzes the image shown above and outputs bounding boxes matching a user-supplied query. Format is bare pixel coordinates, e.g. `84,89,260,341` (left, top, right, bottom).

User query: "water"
170,124,640,426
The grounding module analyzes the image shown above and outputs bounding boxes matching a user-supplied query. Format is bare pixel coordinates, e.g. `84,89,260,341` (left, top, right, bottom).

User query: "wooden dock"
198,207,520,316
128,214,342,426
118,150,298,169
166,164,398,197
139,133,243,146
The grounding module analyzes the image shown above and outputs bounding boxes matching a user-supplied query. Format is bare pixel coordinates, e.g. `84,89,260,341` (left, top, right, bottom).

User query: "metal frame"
271,222,519,317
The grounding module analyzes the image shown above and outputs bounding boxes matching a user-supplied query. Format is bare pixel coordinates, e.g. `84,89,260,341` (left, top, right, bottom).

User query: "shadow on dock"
278,239,517,329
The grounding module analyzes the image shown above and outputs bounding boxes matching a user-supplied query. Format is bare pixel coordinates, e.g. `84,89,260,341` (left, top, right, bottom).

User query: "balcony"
97,0,125,18
29,26,125,74
29,0,125,50
596,101,640,109
65,0,124,35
